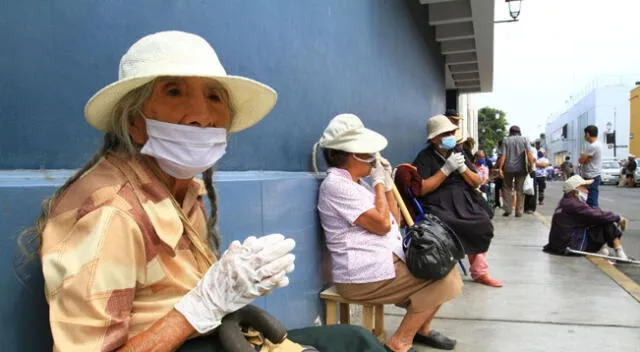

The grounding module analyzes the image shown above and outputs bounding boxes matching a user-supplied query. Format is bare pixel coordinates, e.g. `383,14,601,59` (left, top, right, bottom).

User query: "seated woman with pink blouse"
313,114,463,352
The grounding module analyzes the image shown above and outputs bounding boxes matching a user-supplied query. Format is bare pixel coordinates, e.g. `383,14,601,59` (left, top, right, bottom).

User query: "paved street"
381,214,640,351
533,180,640,285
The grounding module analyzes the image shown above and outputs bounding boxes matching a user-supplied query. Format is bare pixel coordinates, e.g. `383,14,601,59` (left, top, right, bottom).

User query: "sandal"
473,274,503,287
413,330,457,350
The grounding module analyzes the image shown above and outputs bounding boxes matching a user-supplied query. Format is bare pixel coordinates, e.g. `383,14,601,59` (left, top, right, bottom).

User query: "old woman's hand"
175,234,296,333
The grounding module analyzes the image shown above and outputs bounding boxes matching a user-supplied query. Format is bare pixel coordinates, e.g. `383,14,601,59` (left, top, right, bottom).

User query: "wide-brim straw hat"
84,31,277,133
317,113,388,154
426,114,458,140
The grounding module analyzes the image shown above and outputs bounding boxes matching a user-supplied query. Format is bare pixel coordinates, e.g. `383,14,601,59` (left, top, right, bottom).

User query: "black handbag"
403,213,466,280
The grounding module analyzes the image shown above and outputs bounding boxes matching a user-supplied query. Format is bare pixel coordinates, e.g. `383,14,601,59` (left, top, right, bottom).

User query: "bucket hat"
426,114,458,140
84,31,277,133
317,114,388,154
563,175,594,193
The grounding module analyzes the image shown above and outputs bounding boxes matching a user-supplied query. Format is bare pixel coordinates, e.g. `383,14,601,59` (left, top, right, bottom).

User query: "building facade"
545,83,632,166
0,1,494,349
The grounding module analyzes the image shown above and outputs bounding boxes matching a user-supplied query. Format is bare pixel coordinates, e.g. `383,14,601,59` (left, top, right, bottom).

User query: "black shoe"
502,212,511,217
413,331,457,350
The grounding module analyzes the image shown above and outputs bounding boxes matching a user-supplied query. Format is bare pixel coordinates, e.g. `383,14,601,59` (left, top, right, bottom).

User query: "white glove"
370,159,386,188
175,234,296,333
458,158,468,174
441,153,465,176
377,153,394,192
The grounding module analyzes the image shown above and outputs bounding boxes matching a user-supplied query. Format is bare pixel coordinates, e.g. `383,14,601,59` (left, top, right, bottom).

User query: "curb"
533,211,640,303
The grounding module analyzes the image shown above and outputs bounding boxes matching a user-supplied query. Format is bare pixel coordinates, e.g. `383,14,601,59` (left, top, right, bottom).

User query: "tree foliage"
478,107,508,156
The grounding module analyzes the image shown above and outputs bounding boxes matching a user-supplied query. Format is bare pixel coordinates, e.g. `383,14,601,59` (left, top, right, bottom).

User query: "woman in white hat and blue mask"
20,31,376,351
412,115,502,288
315,114,463,352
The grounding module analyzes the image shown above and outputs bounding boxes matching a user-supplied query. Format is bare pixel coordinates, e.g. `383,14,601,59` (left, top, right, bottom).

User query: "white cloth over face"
141,118,227,179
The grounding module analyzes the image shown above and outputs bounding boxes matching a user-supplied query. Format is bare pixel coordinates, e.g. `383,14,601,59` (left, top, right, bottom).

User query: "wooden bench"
319,286,386,342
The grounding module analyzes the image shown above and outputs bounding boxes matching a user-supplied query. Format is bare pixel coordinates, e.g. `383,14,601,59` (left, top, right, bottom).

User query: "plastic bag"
523,174,535,195
403,213,466,280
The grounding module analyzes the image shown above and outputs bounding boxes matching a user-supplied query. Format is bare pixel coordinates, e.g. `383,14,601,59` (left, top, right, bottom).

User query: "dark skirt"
422,186,493,255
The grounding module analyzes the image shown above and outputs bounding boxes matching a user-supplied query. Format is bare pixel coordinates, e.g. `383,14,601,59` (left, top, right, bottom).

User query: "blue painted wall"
0,172,325,350
0,0,444,171
0,0,445,349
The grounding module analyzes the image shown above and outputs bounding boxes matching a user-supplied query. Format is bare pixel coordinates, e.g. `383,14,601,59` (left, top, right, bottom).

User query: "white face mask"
578,191,588,202
140,118,227,179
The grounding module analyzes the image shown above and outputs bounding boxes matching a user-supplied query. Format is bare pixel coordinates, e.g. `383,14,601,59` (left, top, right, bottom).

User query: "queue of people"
18,30,636,352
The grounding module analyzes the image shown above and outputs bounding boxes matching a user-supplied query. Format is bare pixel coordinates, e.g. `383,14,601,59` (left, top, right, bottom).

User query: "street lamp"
507,0,522,21
495,0,523,23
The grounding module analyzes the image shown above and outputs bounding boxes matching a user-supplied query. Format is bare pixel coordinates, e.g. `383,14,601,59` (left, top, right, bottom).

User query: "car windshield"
603,162,619,169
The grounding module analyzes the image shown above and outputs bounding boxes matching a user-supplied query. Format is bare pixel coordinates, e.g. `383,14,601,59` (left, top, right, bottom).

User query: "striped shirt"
40,153,213,351
317,168,404,284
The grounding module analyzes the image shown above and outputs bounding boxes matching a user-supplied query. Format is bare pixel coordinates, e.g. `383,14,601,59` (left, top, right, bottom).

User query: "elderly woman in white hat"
412,115,502,288
20,31,376,352
315,114,463,352
543,175,630,259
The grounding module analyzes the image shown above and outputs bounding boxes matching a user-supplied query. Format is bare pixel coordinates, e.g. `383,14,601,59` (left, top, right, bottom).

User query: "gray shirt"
499,135,530,173
581,140,602,179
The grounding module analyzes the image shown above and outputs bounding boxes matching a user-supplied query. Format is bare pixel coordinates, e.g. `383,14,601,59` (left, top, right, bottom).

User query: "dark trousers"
536,176,547,201
494,178,503,207
586,175,601,208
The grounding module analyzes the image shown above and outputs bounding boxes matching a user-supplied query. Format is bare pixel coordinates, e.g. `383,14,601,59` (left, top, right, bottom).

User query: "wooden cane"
391,182,415,227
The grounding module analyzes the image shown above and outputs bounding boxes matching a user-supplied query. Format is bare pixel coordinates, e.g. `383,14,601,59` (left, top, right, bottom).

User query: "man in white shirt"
579,125,603,207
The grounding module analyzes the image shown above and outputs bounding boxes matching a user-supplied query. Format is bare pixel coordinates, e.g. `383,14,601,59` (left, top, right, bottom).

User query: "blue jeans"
586,175,601,208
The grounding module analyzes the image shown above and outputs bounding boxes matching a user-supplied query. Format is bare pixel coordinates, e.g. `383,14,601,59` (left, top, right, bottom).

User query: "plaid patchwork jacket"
40,153,214,351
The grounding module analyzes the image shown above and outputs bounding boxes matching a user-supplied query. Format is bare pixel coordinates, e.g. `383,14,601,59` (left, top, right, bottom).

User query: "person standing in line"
535,151,550,205
492,140,504,209
524,143,538,214
473,150,490,194
624,154,637,187
444,109,475,162
561,156,574,180
578,125,603,208
496,126,535,217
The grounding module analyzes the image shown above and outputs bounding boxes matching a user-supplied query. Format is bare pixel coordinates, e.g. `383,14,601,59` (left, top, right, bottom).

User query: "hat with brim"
427,114,458,140
317,114,388,154
84,31,277,134
563,175,594,193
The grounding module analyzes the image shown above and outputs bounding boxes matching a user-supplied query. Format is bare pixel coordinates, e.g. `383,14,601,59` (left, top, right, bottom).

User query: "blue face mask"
439,135,457,150
477,158,486,166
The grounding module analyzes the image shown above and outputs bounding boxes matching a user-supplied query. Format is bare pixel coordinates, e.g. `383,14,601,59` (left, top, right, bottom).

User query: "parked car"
634,158,640,185
601,160,621,185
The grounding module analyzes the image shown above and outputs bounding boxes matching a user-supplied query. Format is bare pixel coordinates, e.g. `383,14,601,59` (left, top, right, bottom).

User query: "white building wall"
545,84,632,165
458,93,478,152
594,86,630,159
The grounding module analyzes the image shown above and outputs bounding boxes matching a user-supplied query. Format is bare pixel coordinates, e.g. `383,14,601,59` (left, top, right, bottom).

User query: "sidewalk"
384,215,640,351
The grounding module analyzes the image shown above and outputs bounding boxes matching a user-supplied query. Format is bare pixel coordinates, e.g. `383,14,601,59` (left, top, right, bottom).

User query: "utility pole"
614,107,617,158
